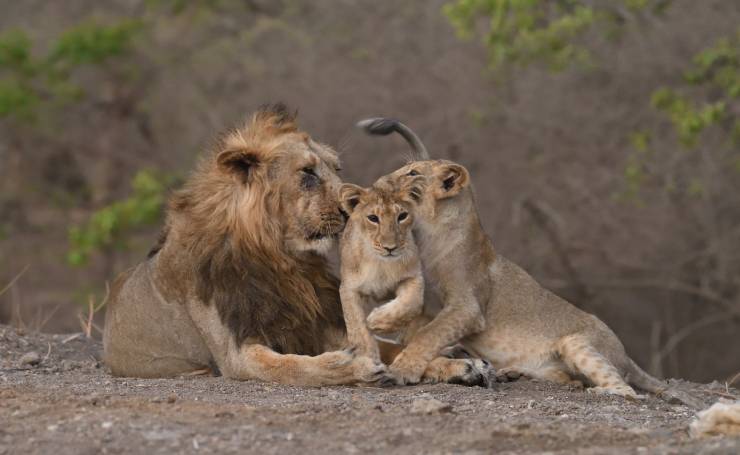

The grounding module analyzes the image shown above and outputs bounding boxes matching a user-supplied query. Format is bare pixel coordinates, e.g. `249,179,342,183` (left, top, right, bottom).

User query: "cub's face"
381,159,470,220
339,179,424,259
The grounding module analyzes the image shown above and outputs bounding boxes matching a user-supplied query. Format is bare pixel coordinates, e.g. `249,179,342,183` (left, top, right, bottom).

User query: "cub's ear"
338,183,366,215
217,148,260,183
400,175,427,204
432,163,469,199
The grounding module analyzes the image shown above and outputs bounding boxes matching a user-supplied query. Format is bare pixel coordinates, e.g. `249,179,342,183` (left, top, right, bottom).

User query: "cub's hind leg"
495,364,583,388
556,335,643,400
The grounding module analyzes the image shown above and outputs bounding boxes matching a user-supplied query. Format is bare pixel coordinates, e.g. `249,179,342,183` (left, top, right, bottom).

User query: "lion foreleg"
223,344,386,386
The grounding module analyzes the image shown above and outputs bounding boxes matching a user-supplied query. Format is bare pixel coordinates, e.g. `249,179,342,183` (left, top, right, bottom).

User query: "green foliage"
623,30,740,199
617,130,652,202
650,88,726,147
647,31,739,149
0,20,141,122
50,20,141,67
684,30,740,98
442,0,664,71
67,170,172,266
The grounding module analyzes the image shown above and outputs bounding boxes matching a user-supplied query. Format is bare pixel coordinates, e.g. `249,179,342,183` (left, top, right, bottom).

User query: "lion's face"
339,178,424,260
272,138,345,255
212,110,346,257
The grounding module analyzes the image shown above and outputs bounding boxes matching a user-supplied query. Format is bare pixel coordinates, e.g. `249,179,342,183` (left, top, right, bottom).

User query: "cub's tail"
356,118,430,161
625,358,706,409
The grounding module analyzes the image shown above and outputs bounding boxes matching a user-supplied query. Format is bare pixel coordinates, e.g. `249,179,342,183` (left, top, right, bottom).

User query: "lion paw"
352,355,388,383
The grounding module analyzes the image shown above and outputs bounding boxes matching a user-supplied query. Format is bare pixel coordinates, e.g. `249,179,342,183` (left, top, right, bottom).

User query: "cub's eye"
406,169,419,176
397,212,408,222
302,167,317,176
367,214,379,223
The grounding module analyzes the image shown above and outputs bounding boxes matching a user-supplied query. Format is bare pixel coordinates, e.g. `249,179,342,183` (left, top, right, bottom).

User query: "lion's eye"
397,212,408,222
367,214,379,223
407,169,419,176
301,167,319,189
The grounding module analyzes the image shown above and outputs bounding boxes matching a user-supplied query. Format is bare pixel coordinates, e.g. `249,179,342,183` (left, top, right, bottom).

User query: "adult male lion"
103,105,387,385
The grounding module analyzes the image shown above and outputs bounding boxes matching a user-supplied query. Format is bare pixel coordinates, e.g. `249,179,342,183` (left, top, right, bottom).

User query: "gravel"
1,324,738,454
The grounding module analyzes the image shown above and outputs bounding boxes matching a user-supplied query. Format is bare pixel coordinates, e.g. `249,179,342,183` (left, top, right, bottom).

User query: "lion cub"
360,117,704,408
337,177,426,363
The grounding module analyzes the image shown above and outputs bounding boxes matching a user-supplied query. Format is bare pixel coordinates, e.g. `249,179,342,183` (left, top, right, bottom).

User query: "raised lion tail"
356,118,430,161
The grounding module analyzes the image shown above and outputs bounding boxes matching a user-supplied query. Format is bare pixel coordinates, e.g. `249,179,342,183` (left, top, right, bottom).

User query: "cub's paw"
366,302,408,334
383,352,428,386
421,357,493,388
494,367,530,383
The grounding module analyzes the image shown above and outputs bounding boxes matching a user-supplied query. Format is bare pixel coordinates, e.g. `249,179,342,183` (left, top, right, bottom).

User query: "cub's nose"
383,246,397,254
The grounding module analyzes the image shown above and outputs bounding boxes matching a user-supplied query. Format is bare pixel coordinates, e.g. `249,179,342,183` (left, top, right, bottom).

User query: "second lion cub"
338,177,426,363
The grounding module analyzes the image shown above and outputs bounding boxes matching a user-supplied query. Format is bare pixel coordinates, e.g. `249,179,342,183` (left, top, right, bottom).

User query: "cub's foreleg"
339,285,380,361
387,291,485,384
366,274,424,333
378,338,491,387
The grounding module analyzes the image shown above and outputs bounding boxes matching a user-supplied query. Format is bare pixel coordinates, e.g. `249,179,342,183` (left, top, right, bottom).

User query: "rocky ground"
1,324,738,454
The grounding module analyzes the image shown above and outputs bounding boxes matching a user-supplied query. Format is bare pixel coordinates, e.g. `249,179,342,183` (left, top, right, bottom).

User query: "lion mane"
157,104,344,356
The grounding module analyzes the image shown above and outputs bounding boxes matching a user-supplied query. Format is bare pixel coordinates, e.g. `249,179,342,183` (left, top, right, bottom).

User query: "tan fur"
337,178,425,361
103,105,384,386
381,160,704,407
690,401,740,437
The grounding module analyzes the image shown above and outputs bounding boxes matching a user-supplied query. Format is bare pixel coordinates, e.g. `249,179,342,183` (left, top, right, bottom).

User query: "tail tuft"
356,118,402,136
355,117,430,161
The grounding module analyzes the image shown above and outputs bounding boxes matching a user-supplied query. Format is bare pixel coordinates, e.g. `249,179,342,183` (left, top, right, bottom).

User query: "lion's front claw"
352,355,387,383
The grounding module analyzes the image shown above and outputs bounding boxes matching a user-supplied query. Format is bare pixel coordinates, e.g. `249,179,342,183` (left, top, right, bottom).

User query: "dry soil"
1,325,738,454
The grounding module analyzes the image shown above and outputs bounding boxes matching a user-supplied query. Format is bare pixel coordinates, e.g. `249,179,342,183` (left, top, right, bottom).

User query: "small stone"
61,360,78,372
166,394,177,404
410,398,453,414
101,421,113,429
144,430,180,441
19,351,41,366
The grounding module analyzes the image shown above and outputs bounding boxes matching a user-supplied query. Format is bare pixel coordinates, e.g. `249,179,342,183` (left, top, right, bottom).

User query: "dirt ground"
1,325,738,455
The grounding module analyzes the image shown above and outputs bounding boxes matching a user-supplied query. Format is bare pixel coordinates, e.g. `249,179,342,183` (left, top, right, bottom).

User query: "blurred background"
0,0,738,383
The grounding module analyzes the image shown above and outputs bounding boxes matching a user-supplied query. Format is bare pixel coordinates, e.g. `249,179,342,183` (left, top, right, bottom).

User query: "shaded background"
1,0,738,383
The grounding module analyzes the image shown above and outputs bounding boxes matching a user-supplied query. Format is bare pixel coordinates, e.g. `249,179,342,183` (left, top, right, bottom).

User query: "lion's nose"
383,245,397,254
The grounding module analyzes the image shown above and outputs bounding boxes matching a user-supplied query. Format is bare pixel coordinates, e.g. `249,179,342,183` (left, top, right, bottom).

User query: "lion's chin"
286,235,336,256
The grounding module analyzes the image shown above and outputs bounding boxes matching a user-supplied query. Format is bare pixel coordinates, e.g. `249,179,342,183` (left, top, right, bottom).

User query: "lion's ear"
338,183,366,214
432,163,469,199
217,148,260,183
